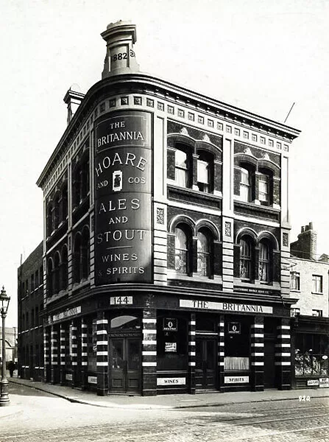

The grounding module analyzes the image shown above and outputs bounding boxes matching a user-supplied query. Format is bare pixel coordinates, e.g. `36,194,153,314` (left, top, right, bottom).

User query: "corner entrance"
109,337,140,393
195,338,217,390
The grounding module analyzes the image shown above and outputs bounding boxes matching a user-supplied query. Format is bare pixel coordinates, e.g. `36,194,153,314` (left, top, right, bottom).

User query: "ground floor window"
224,317,250,371
157,314,188,370
295,333,329,376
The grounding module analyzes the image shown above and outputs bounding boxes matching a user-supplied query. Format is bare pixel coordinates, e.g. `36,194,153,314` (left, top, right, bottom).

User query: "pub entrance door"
109,337,140,394
195,338,217,390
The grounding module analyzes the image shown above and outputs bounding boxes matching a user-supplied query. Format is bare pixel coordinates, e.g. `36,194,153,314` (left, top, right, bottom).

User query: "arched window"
81,156,90,199
54,252,61,294
54,195,60,229
72,164,82,208
240,167,251,202
73,233,82,283
175,226,189,274
47,258,54,296
60,245,68,290
110,315,140,330
197,230,211,276
46,202,53,236
81,227,90,280
240,237,252,279
258,173,269,204
259,241,270,282
197,151,213,193
175,148,189,187
61,183,68,222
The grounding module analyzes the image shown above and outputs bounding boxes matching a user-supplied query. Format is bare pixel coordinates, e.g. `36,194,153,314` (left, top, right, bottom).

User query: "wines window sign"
94,112,152,284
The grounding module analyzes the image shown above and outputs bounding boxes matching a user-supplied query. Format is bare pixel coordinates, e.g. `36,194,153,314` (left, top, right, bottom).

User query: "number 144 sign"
110,296,133,305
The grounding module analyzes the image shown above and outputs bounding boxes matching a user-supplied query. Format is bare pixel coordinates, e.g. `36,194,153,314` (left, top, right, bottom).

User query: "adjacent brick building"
289,223,329,389
18,21,301,395
17,243,44,381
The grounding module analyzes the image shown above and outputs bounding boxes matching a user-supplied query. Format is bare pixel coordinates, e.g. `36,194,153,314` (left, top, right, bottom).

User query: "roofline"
37,72,301,188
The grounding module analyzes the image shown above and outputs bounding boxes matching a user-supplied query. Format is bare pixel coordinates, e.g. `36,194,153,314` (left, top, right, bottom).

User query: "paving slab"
6,377,329,410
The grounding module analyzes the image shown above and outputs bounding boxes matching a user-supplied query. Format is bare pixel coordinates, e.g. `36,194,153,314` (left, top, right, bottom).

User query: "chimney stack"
63,88,85,125
101,20,140,78
290,222,317,260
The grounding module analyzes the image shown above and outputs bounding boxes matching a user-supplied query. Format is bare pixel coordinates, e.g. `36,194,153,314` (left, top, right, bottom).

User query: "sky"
1,0,329,326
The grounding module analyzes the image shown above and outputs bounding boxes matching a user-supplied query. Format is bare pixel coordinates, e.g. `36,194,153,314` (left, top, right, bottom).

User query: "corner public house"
32,22,300,395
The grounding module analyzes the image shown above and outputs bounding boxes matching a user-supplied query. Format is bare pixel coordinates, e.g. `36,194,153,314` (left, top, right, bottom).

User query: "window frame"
196,229,211,277
290,271,300,291
240,167,251,202
174,148,190,188
258,173,270,204
196,151,214,193
312,274,323,294
239,237,252,280
174,225,191,275
259,241,270,283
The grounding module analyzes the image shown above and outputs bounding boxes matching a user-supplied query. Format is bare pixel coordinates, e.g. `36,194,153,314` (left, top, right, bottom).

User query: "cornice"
36,72,301,188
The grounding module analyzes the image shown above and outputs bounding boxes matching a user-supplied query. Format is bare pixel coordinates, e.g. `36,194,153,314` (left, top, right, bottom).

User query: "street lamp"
0,286,10,406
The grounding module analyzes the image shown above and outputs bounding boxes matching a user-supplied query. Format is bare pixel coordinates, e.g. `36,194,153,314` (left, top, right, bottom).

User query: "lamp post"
0,286,10,406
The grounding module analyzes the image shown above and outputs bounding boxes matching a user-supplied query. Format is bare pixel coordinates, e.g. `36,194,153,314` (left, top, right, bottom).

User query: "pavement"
3,376,329,412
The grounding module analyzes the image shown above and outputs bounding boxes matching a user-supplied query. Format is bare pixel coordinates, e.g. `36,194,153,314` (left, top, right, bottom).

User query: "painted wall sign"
51,306,82,323
179,300,273,315
224,376,249,384
94,112,152,284
234,287,276,295
65,374,73,381
157,377,186,386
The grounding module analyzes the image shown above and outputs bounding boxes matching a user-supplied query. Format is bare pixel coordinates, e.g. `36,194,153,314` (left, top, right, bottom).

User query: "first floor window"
197,231,210,276
240,238,251,279
259,242,270,282
175,227,188,274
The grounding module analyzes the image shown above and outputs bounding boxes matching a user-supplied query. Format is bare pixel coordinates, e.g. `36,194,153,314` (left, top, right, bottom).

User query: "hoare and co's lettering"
95,151,148,178
94,112,152,285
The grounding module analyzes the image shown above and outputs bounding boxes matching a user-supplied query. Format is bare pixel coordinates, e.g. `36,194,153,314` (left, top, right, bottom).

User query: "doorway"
264,338,276,388
109,337,140,393
195,338,217,390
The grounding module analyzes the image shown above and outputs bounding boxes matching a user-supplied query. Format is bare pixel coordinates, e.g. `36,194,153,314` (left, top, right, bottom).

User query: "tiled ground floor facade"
39,291,293,396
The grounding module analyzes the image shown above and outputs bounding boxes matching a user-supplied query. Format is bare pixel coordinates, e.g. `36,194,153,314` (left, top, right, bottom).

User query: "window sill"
312,292,323,295
168,270,222,284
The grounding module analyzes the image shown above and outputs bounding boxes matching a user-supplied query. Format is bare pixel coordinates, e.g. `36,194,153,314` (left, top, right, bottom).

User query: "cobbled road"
1,383,329,441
